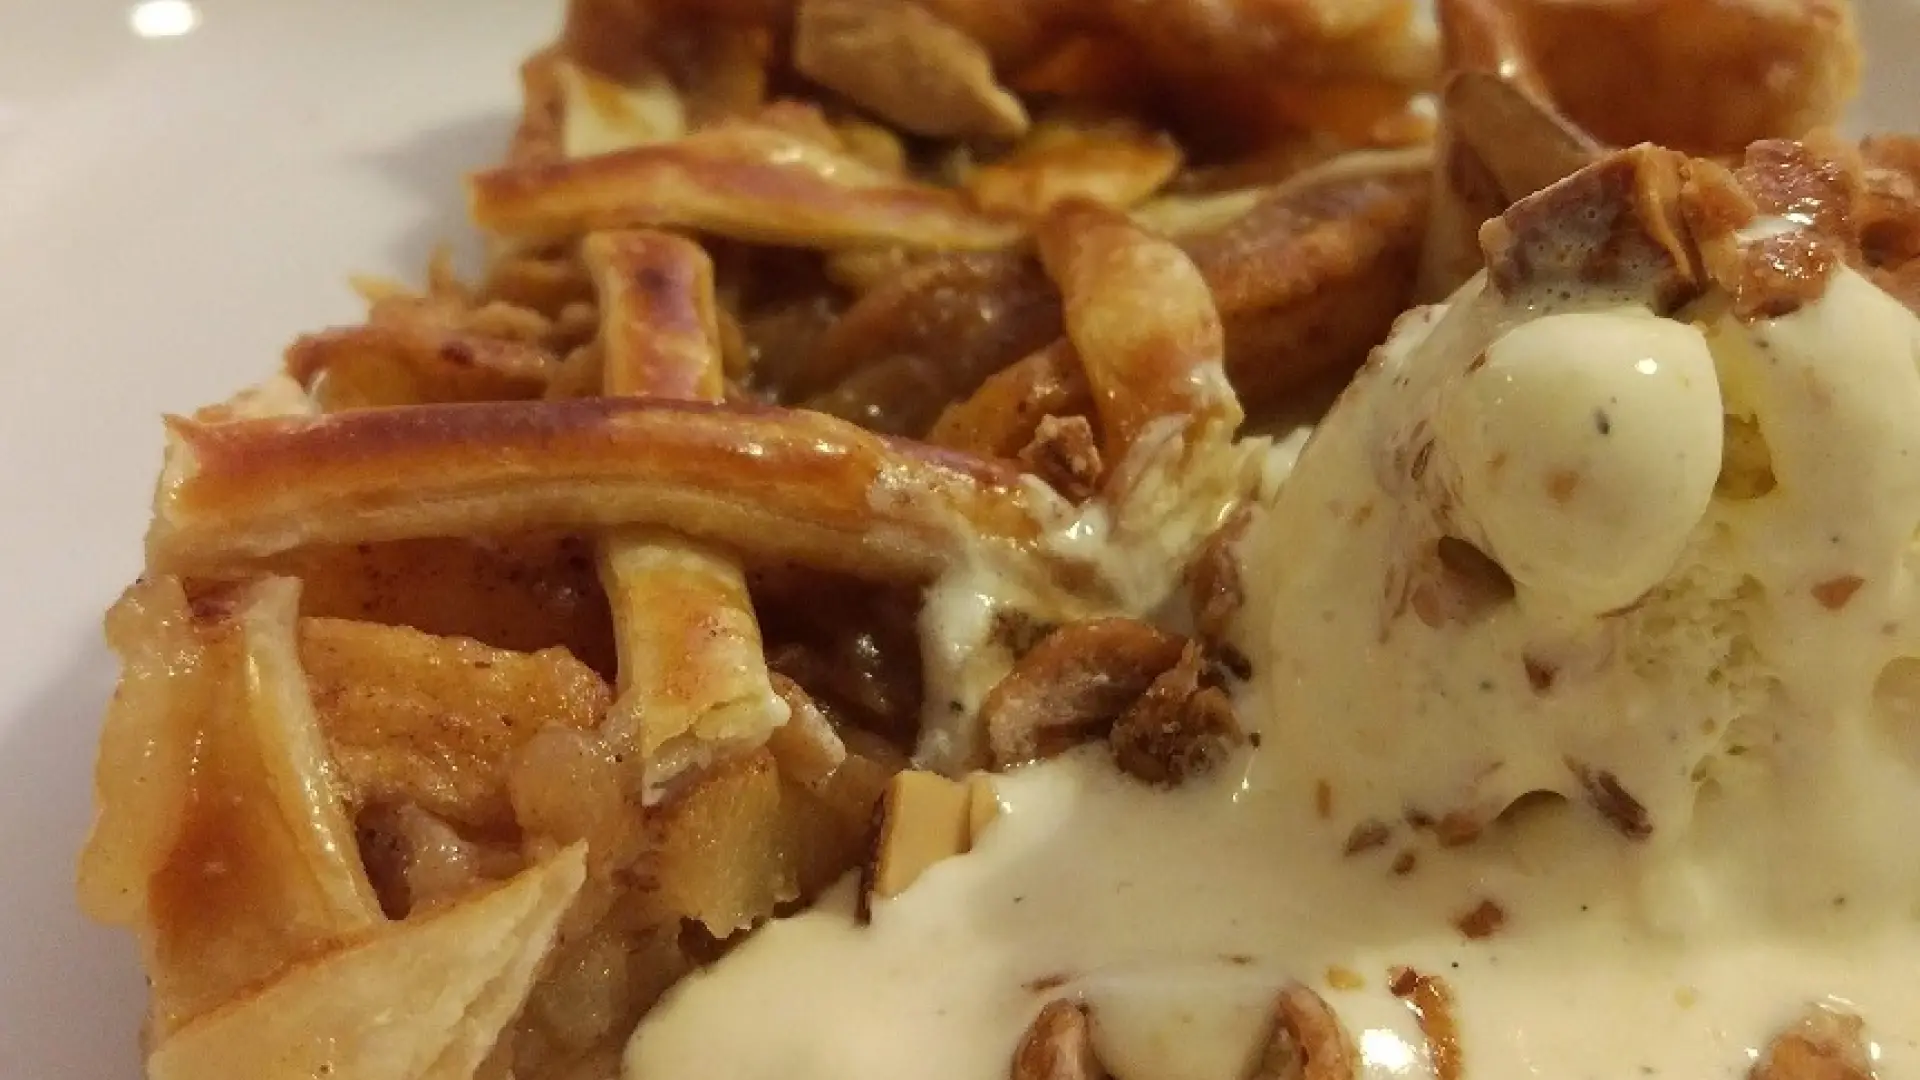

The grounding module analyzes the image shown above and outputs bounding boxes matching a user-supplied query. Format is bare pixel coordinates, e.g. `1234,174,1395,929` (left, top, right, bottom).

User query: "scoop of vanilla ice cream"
1436,310,1724,616
1235,263,1920,891
623,171,1920,1080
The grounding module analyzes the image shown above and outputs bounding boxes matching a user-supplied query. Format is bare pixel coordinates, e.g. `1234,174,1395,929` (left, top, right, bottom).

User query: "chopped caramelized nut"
1750,1004,1876,1080
1418,69,1598,301
1011,999,1110,1080
1388,967,1462,1080
1343,820,1392,855
1246,983,1361,1080
1187,507,1252,644
1019,414,1104,502
1109,644,1245,787
1682,138,1862,320
1567,758,1653,841
1433,810,1484,849
1452,898,1507,940
1483,146,1702,315
981,618,1186,770
991,609,1060,660
1812,575,1865,611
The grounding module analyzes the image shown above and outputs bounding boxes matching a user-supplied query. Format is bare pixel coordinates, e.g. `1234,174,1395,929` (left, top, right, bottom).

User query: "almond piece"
1011,999,1110,1080
1246,983,1360,1080
1750,1004,1875,1080
868,770,973,903
967,771,1004,844
981,618,1186,769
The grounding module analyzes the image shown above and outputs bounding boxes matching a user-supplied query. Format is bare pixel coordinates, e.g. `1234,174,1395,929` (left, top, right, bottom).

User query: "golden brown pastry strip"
285,317,553,409
81,577,383,1040
964,119,1182,219
931,158,1429,448
147,846,584,1080
589,230,727,401
469,119,1024,250
1036,199,1239,463
1179,161,1429,409
793,0,1029,140
148,397,1044,581
797,251,1060,405
583,230,788,791
78,577,207,929
928,339,1094,459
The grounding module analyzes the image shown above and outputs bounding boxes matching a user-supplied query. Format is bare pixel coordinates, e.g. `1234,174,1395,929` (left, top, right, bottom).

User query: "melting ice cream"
623,151,1920,1080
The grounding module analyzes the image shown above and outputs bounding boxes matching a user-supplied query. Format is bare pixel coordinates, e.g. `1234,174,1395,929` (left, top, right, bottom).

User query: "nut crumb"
1010,999,1109,1080
1325,966,1365,991
1019,415,1103,502
1453,898,1507,940
1388,967,1462,1080
1749,1003,1874,1080
1568,758,1654,840
992,609,1059,659
1434,811,1483,848
1545,468,1581,504
1811,575,1865,611
982,618,1185,769
1246,983,1360,1080
1391,850,1418,876
1343,820,1392,855
1522,654,1557,694
865,770,973,912
1110,644,1244,787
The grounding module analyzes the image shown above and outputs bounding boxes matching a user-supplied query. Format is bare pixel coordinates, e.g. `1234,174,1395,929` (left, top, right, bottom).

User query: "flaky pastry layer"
149,397,1045,581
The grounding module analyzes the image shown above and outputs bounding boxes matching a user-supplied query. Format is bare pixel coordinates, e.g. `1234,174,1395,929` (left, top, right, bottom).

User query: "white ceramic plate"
1,3,1914,1077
